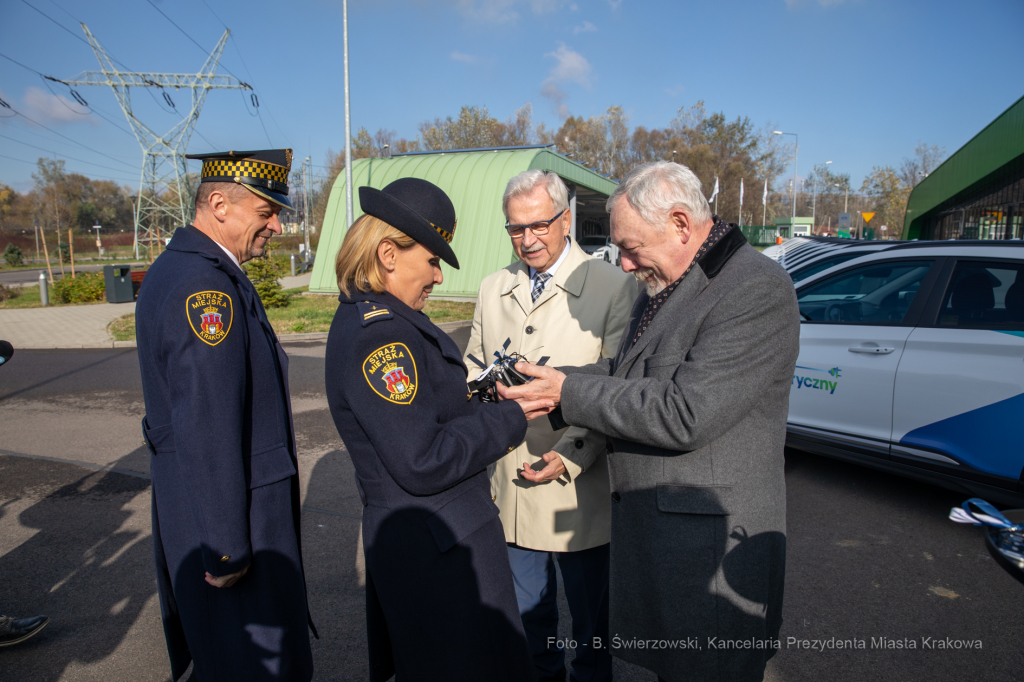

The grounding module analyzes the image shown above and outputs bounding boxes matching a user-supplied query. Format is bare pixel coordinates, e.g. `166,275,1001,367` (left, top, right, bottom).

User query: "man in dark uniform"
136,149,315,681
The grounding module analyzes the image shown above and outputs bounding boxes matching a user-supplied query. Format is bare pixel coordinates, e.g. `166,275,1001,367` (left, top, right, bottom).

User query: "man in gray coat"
502,161,800,682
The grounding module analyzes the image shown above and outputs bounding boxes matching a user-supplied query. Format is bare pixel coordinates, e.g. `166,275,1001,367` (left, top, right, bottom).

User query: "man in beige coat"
465,170,636,682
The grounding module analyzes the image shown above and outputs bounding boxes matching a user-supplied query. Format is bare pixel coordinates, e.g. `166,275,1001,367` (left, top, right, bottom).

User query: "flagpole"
762,179,767,229
739,179,744,227
714,176,718,216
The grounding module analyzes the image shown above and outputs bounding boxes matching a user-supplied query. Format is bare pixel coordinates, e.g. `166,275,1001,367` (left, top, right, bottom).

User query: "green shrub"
57,243,71,264
4,243,24,267
244,240,290,308
52,271,105,304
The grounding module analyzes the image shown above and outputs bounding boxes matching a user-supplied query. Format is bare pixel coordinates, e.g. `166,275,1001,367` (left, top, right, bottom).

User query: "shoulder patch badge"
357,301,393,327
363,343,417,404
186,291,233,346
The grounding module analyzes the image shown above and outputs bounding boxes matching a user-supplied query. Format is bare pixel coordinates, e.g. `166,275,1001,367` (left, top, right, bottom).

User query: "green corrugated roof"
309,148,618,297
902,94,1024,239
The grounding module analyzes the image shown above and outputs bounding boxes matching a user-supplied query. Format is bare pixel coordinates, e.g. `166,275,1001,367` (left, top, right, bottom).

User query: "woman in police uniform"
325,178,544,682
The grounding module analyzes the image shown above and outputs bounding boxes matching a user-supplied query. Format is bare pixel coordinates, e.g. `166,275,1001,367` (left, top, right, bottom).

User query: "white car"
786,241,1024,505
763,236,905,283
577,235,620,266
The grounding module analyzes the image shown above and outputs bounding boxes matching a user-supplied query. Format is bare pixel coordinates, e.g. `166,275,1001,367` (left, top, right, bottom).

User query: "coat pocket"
247,443,297,490
644,351,685,374
656,483,735,516
424,486,499,553
142,419,176,455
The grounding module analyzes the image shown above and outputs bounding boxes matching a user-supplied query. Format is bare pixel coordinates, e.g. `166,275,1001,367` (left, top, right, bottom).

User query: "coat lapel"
614,264,710,377
502,263,533,317
611,223,748,377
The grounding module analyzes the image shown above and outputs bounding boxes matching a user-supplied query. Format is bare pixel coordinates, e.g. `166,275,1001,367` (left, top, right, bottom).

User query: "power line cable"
0,133,140,175
4,104,138,169
155,0,281,147
0,152,138,183
0,51,136,137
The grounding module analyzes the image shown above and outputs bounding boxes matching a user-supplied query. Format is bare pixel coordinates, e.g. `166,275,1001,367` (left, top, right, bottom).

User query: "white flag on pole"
707,176,719,205
762,179,768,205
739,179,744,206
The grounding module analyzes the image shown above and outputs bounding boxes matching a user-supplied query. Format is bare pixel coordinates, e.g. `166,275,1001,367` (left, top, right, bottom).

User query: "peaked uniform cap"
187,149,294,210
359,178,460,269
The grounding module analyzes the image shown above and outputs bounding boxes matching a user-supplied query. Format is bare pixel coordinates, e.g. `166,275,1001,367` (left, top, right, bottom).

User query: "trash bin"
104,265,134,303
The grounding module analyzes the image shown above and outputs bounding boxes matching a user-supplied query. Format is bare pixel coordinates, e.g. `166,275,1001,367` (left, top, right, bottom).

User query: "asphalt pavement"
1,335,1022,681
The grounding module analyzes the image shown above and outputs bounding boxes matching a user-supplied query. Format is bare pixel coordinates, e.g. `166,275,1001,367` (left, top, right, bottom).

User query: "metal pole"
792,134,798,221
342,0,354,230
34,218,39,264
39,271,48,307
303,156,311,263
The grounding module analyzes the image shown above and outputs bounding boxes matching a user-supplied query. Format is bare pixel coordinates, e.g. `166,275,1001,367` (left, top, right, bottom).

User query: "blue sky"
1,0,1022,194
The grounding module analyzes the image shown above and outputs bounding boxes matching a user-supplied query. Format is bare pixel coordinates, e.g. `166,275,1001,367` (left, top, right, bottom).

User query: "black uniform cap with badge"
186,148,294,210
359,177,460,269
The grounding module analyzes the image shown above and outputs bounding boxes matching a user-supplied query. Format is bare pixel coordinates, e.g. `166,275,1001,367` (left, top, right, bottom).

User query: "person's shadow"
0,449,163,680
611,488,785,682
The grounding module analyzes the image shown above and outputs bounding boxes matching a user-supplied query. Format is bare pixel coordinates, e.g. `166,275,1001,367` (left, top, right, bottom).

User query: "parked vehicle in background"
786,241,1024,505
577,234,620,265
763,236,907,283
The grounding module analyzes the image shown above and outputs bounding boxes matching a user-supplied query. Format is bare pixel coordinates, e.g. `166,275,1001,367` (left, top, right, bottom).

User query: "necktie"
532,272,551,303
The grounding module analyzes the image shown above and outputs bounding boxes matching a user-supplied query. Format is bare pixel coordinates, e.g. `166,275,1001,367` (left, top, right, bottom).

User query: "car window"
798,260,933,325
791,253,867,283
936,261,1024,331
578,236,608,246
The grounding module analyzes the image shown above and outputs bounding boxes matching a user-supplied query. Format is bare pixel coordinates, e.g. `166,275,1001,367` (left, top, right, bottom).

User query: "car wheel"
604,253,610,262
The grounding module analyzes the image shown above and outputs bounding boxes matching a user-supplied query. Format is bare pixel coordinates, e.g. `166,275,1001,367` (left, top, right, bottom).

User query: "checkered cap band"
201,159,289,193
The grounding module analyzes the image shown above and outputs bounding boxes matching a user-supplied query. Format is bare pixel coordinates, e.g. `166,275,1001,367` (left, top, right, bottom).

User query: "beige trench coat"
464,240,636,551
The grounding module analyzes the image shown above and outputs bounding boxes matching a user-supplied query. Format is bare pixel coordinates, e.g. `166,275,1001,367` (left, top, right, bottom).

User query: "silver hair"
605,161,712,229
502,170,569,220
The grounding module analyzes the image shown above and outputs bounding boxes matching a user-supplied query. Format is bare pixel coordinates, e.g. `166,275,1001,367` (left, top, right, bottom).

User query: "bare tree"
899,142,946,189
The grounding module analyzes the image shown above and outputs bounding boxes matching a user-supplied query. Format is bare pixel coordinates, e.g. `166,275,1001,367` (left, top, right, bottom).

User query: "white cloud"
664,84,684,98
450,51,478,64
573,20,597,34
607,0,622,8
22,86,95,125
541,43,592,119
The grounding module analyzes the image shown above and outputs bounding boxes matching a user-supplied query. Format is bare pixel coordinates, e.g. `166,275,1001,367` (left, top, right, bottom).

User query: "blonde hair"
335,214,416,296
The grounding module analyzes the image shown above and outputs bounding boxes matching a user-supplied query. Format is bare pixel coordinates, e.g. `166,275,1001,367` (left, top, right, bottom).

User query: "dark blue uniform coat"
136,226,314,682
325,290,535,682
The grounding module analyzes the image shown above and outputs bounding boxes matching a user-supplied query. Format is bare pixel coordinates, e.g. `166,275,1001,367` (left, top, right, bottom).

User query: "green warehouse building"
903,94,1024,241
309,145,618,298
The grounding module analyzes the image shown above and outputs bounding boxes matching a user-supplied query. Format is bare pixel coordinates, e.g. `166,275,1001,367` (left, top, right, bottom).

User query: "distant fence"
740,225,791,245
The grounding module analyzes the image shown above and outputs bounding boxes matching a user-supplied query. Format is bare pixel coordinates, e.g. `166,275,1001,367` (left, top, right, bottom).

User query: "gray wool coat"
558,225,800,682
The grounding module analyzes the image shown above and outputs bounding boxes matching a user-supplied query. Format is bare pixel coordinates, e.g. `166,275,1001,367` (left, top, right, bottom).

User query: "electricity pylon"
64,24,251,257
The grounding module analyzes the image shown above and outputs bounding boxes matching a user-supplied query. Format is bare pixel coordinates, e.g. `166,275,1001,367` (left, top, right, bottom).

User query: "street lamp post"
92,220,103,258
773,131,798,233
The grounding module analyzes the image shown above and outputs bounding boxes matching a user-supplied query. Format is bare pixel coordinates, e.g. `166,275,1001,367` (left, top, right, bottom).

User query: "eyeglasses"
504,209,566,238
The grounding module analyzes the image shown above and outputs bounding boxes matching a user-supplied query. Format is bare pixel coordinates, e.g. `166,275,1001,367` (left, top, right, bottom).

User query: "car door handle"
848,345,895,354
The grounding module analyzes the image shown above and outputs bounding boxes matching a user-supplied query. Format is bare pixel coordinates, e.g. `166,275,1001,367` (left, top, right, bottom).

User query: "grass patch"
107,313,136,341
0,284,42,309
0,283,112,309
264,287,475,335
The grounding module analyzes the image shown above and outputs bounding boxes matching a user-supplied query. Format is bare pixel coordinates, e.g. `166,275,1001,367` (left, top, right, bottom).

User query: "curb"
13,320,473,350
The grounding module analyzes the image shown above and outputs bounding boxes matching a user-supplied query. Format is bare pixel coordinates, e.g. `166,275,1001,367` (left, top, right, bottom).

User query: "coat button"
492,496,496,502
611,492,621,503
220,555,231,562
507,446,515,453
574,438,584,449
525,325,534,334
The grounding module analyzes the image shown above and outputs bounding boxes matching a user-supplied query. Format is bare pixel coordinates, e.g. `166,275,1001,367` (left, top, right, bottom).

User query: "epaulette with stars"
357,301,393,326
